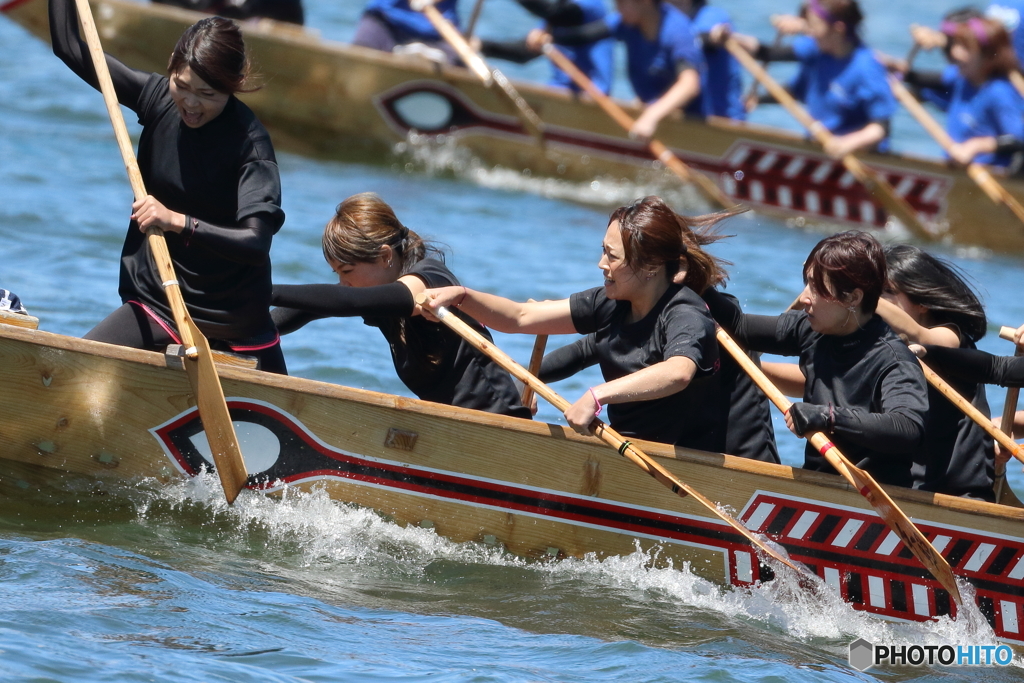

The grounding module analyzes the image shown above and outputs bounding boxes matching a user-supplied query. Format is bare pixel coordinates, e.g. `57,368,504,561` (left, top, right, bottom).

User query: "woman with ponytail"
420,196,764,453
271,193,530,418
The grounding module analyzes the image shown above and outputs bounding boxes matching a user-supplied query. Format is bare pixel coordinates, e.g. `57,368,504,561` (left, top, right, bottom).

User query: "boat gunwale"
3,321,1022,524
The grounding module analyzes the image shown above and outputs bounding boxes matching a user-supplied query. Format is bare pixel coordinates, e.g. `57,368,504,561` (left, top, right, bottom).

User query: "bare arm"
563,356,698,434
421,285,577,334
823,122,887,158
875,298,960,347
630,69,702,141
761,361,805,398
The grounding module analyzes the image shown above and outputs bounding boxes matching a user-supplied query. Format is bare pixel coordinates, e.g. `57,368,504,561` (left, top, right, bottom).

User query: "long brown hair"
608,196,735,295
322,193,434,272
167,17,257,94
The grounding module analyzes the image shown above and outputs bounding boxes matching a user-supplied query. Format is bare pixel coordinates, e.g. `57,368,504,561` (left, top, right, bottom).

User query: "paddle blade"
182,318,248,504
840,459,963,607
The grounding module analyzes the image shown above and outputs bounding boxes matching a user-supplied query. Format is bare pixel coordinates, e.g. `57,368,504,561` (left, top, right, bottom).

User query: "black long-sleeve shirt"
271,259,531,419
50,0,284,340
703,289,928,487
923,344,1024,387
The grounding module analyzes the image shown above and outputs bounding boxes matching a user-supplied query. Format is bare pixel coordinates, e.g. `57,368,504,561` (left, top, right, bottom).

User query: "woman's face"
328,248,395,288
168,66,230,128
599,221,644,301
806,11,845,53
799,272,862,335
949,40,983,79
882,283,929,325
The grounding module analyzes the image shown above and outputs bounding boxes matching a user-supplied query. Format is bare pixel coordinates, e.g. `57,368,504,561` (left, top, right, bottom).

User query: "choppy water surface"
4,0,1024,680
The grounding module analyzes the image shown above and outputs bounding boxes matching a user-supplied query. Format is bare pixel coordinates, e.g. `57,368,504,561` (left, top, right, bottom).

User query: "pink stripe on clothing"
229,333,280,352
128,300,182,344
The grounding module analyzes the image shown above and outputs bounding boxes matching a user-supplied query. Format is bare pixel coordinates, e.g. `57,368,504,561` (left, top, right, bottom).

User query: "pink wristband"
589,388,602,417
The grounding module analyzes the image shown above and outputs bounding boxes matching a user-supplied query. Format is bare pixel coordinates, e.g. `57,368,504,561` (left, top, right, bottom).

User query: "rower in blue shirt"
353,0,460,63
478,0,614,94
538,0,705,140
669,0,745,120
904,17,1024,167
730,0,898,156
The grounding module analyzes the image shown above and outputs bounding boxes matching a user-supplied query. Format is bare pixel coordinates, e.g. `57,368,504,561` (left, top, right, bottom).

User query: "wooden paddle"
520,334,547,408
463,0,486,40
723,37,934,241
715,326,964,606
887,74,1024,227
74,0,248,503
411,0,546,141
997,327,1023,501
542,43,738,211
422,298,818,583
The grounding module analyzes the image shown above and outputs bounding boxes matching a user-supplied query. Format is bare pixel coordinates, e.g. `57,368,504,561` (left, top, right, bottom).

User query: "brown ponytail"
322,193,432,273
608,196,738,295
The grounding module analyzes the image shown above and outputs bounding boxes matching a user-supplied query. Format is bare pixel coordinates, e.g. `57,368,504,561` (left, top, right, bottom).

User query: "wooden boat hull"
2,321,1024,642
6,0,1024,253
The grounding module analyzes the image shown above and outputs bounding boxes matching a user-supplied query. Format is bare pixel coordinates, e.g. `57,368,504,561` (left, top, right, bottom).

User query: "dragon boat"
1,313,1024,643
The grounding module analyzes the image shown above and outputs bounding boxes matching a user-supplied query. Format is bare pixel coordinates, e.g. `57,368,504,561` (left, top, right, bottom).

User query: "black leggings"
84,303,288,375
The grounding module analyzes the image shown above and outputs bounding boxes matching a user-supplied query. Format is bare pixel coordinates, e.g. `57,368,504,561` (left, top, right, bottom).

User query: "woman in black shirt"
50,0,286,373
421,196,733,451
704,231,929,488
271,193,530,418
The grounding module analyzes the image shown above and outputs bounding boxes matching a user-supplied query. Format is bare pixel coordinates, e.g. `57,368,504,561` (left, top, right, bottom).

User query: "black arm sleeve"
702,288,785,350
49,0,149,110
754,43,798,62
830,407,924,453
479,39,540,64
188,214,276,266
271,307,325,335
539,336,598,383
922,344,1024,387
903,69,946,90
517,0,584,26
271,282,415,318
550,19,613,46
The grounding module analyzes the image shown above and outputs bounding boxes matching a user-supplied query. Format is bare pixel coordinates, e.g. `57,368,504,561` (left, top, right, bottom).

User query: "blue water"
4,0,1024,680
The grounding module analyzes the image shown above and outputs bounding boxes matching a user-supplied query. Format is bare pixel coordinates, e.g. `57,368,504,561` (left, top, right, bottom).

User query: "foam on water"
140,471,1023,670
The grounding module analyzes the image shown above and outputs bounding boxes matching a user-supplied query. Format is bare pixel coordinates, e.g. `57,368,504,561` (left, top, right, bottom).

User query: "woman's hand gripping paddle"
74,0,249,503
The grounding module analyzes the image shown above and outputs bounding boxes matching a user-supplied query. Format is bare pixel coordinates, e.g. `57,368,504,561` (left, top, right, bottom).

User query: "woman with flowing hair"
874,245,994,499
421,196,776,455
270,193,530,418
50,0,287,372
703,231,929,487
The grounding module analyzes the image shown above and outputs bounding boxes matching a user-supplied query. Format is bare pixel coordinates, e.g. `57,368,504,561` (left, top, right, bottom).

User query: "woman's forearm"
875,298,959,347
591,356,697,405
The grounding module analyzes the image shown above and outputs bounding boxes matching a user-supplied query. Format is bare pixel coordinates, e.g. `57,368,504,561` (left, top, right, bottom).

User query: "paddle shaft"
427,303,812,578
917,358,1024,467
542,43,736,211
520,334,547,408
723,38,933,241
715,326,964,605
888,75,1024,224
74,0,248,503
413,0,545,140
464,0,485,40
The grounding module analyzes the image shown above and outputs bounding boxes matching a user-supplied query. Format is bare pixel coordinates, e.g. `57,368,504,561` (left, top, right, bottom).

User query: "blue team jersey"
364,0,459,40
789,35,897,151
987,1,1024,62
692,4,745,120
549,0,614,94
605,3,706,115
940,73,1024,166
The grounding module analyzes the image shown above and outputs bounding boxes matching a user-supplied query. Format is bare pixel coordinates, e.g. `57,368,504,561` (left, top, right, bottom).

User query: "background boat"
7,0,1024,253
